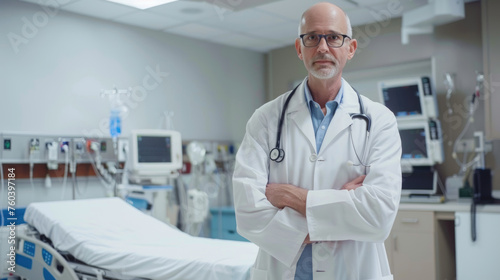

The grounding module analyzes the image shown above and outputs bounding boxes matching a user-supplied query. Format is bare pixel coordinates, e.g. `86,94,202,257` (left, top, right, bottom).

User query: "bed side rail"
14,226,79,280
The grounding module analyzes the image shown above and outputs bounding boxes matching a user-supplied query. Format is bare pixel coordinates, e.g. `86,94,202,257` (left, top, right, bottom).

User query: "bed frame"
13,225,148,280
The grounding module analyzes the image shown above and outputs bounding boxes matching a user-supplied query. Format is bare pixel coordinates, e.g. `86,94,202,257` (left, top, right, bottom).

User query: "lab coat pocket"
250,267,268,280
346,164,367,179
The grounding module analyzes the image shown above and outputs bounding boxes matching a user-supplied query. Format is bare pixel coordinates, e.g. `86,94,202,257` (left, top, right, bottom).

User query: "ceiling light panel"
113,11,183,30
62,0,138,19
105,0,178,10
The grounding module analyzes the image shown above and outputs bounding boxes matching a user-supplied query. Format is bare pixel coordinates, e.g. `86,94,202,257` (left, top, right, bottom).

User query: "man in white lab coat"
233,2,402,280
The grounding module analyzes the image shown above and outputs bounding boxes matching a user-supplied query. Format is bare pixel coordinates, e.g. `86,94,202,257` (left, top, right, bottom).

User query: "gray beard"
310,66,337,79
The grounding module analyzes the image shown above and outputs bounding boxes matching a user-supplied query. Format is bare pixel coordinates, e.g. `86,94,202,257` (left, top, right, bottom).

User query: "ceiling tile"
206,0,282,12
348,7,389,27
350,0,422,10
148,0,225,22
244,22,298,42
164,23,228,40
113,11,183,30
61,0,138,19
256,0,357,21
200,8,288,33
207,32,280,52
18,0,454,53
20,0,81,6
346,0,428,27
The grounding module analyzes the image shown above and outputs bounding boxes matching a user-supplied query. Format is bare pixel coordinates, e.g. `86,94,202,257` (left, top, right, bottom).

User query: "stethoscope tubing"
270,81,371,168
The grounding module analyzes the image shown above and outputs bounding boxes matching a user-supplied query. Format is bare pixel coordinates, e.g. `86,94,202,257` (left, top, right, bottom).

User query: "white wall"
0,0,266,143
0,0,266,211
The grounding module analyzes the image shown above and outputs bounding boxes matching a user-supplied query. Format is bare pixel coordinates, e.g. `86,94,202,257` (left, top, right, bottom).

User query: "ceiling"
19,0,472,52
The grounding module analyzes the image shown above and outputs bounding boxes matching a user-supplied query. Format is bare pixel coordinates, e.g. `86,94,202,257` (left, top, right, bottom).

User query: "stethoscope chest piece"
269,148,285,162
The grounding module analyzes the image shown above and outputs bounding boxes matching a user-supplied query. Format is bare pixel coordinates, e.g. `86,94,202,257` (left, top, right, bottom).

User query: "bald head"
298,2,352,37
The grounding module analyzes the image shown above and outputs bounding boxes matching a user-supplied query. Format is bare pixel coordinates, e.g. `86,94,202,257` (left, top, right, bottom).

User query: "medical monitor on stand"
402,166,438,196
123,129,183,224
398,121,444,202
398,121,444,166
128,129,183,184
379,76,438,121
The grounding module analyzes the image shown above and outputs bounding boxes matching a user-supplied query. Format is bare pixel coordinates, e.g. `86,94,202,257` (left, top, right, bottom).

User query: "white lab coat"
233,78,402,280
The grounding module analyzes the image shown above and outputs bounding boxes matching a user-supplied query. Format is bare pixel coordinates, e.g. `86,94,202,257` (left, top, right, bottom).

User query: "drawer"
392,210,434,233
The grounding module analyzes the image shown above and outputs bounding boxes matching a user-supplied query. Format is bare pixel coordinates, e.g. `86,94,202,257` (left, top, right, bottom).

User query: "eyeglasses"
299,33,351,48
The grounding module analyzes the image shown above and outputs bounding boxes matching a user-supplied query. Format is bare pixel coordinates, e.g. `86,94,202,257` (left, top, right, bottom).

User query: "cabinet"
385,210,456,280
455,212,500,280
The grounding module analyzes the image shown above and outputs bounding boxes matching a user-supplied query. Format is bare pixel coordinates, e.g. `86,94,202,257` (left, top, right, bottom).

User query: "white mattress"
24,197,258,280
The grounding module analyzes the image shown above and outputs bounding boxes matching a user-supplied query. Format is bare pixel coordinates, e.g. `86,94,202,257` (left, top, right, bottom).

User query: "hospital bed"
13,197,258,280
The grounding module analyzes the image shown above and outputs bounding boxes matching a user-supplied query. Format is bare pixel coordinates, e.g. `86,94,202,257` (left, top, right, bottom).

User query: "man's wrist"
286,186,308,216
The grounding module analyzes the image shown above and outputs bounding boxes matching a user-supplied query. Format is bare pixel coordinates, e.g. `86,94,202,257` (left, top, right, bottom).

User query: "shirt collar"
304,78,344,110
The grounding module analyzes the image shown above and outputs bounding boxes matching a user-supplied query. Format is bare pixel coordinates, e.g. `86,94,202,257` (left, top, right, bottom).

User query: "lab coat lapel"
290,105,316,151
320,106,352,153
320,80,360,153
287,79,317,151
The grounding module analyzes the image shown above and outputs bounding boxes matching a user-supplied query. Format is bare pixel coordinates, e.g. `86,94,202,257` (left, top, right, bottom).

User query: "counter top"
399,198,500,213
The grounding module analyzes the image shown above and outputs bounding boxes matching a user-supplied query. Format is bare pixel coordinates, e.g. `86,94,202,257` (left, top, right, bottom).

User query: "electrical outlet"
87,140,101,153
73,138,85,154
60,140,70,152
118,138,128,162
45,140,58,161
29,138,40,151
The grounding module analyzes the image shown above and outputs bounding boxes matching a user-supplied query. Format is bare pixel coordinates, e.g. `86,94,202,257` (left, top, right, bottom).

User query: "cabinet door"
390,231,435,280
456,211,500,280
388,211,436,280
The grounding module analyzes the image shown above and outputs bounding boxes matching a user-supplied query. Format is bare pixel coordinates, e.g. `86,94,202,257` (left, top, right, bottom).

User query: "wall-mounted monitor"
379,76,438,121
398,120,444,166
128,129,183,182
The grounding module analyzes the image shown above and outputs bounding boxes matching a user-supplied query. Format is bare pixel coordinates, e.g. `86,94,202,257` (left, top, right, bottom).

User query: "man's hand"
266,183,308,216
341,175,366,191
266,175,365,214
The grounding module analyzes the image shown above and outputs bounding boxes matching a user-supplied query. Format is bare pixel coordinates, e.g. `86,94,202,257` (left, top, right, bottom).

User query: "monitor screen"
382,84,422,117
400,128,427,160
137,136,172,163
402,166,436,194
398,120,443,166
378,77,431,121
128,129,183,181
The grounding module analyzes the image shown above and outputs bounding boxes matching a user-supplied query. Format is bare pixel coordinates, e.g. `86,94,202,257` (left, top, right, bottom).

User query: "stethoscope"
269,82,372,168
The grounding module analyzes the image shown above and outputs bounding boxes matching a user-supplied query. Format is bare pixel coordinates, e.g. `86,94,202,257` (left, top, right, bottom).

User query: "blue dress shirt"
305,80,344,153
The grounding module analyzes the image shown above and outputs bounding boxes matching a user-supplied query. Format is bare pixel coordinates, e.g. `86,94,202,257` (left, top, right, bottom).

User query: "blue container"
210,207,248,242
